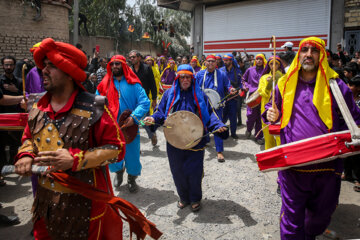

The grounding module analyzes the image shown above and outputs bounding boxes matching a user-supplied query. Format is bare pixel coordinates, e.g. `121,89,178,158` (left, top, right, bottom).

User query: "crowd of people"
0,36,359,239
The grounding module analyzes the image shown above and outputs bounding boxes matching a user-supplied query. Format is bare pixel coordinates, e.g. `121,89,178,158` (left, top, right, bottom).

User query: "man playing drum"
144,65,228,212
97,55,150,193
243,54,267,144
196,55,236,162
264,37,360,239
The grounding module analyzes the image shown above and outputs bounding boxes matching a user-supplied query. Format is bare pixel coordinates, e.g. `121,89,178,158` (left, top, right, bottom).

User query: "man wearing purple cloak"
264,37,360,239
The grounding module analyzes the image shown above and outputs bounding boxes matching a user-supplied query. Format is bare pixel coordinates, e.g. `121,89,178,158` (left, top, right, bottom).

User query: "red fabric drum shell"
0,113,28,130
268,124,281,136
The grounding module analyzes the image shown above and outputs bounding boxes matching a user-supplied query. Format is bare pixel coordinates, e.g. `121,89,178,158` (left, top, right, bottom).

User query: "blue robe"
96,76,150,175
152,86,227,203
220,66,242,135
196,69,231,152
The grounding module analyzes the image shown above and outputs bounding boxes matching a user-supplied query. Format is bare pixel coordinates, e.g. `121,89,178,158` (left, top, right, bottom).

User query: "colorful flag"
128,25,135,32
142,32,150,39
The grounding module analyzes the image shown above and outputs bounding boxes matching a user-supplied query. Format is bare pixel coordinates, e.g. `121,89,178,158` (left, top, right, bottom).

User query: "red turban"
206,55,216,60
33,38,87,90
97,55,142,118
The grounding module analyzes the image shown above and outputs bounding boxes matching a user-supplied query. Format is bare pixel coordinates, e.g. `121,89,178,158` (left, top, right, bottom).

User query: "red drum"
118,110,138,144
268,123,281,136
256,130,360,172
245,90,262,108
0,113,28,130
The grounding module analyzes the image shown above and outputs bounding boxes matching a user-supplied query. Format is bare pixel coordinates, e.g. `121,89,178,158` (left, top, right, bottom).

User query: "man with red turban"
97,55,150,193
14,38,160,239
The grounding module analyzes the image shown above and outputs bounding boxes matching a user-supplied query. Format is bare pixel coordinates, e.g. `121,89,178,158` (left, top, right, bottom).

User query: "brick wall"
0,0,70,71
345,0,360,28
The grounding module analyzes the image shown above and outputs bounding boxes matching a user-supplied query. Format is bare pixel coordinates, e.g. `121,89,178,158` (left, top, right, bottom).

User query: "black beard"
113,68,123,77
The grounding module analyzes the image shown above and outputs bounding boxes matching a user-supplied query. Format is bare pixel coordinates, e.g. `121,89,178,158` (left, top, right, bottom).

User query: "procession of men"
0,33,359,240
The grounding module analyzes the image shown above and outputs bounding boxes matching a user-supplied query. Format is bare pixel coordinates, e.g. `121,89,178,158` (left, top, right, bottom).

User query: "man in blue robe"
144,65,228,211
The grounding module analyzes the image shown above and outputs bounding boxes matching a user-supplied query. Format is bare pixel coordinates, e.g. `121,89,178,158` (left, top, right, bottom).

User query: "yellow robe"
149,65,161,114
257,71,282,150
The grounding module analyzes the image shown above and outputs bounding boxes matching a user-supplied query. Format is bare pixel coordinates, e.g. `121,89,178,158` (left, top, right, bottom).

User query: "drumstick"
185,126,228,148
219,87,241,103
1,165,49,176
270,35,276,109
21,64,27,109
139,120,172,129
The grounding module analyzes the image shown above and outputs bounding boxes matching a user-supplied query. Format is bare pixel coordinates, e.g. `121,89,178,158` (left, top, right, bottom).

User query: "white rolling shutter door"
203,0,330,56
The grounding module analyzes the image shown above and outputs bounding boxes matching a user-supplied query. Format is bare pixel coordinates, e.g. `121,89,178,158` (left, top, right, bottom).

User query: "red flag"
142,32,150,39
128,25,135,32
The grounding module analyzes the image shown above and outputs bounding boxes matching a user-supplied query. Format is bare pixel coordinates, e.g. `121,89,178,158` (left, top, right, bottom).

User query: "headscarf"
30,42,41,54
253,54,267,67
165,64,210,126
277,37,339,130
223,53,240,69
33,38,87,91
262,55,285,75
191,56,201,68
157,55,167,73
97,55,142,118
206,55,216,60
160,59,177,78
145,56,160,72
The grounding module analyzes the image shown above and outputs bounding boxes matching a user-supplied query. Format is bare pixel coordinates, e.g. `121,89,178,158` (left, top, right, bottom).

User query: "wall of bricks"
73,35,163,59
344,0,360,28
0,0,70,72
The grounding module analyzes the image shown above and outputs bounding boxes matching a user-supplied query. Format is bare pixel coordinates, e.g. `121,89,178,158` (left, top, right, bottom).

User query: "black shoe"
231,134,239,139
256,139,265,145
151,134,157,146
0,214,20,226
113,168,125,188
245,130,251,139
276,185,281,196
128,175,138,193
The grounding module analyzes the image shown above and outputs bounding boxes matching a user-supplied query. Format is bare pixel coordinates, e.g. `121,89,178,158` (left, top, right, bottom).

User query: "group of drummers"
0,35,360,239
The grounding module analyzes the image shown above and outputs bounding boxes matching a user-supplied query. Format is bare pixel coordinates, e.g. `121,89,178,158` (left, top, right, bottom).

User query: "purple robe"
161,68,176,85
193,66,201,75
263,77,360,239
25,67,45,94
242,66,264,139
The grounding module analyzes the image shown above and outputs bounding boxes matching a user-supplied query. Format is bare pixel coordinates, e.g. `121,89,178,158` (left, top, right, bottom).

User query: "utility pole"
73,0,79,45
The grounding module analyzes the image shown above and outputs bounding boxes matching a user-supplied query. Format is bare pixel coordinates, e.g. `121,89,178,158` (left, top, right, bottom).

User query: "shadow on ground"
116,186,178,216
325,203,360,239
173,199,258,227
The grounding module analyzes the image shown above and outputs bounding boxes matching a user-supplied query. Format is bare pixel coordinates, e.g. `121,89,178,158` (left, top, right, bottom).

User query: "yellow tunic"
149,65,161,114
257,71,282,149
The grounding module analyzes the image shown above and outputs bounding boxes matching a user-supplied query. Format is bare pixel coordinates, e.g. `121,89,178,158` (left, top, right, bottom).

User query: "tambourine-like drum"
256,130,360,172
204,88,222,110
163,110,203,149
245,90,262,108
268,123,281,136
0,113,28,130
118,110,138,144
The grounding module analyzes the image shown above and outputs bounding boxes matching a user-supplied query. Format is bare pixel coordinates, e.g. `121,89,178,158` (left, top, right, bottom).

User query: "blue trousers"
214,108,224,152
167,143,204,203
109,133,142,176
223,98,238,135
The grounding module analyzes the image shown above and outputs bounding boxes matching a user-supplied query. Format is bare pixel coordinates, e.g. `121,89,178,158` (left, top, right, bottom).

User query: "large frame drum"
163,110,203,149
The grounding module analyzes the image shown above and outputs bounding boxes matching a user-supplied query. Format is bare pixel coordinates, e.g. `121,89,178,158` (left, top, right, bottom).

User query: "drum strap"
329,79,360,145
202,69,218,90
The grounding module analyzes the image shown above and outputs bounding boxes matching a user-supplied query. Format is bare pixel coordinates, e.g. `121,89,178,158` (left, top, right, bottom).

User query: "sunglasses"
110,62,121,66
129,56,137,59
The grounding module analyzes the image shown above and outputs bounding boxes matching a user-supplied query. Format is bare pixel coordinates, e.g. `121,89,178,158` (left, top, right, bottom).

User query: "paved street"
0,109,359,239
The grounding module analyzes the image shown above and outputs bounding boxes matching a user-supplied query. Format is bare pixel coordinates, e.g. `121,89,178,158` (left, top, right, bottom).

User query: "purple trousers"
246,104,263,139
278,168,341,239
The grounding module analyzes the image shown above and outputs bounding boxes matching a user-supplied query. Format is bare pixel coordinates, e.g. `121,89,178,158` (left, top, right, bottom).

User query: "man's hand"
4,84,19,93
143,116,155,126
151,100,157,110
20,98,27,110
267,106,279,122
121,116,134,128
230,88,237,95
216,126,228,133
14,157,33,176
34,149,74,173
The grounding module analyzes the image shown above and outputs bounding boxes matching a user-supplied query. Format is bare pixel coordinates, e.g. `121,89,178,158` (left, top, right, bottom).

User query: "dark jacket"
130,63,157,100
0,74,23,113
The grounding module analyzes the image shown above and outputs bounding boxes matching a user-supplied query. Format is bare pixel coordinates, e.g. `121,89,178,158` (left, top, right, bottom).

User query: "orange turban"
33,38,87,90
